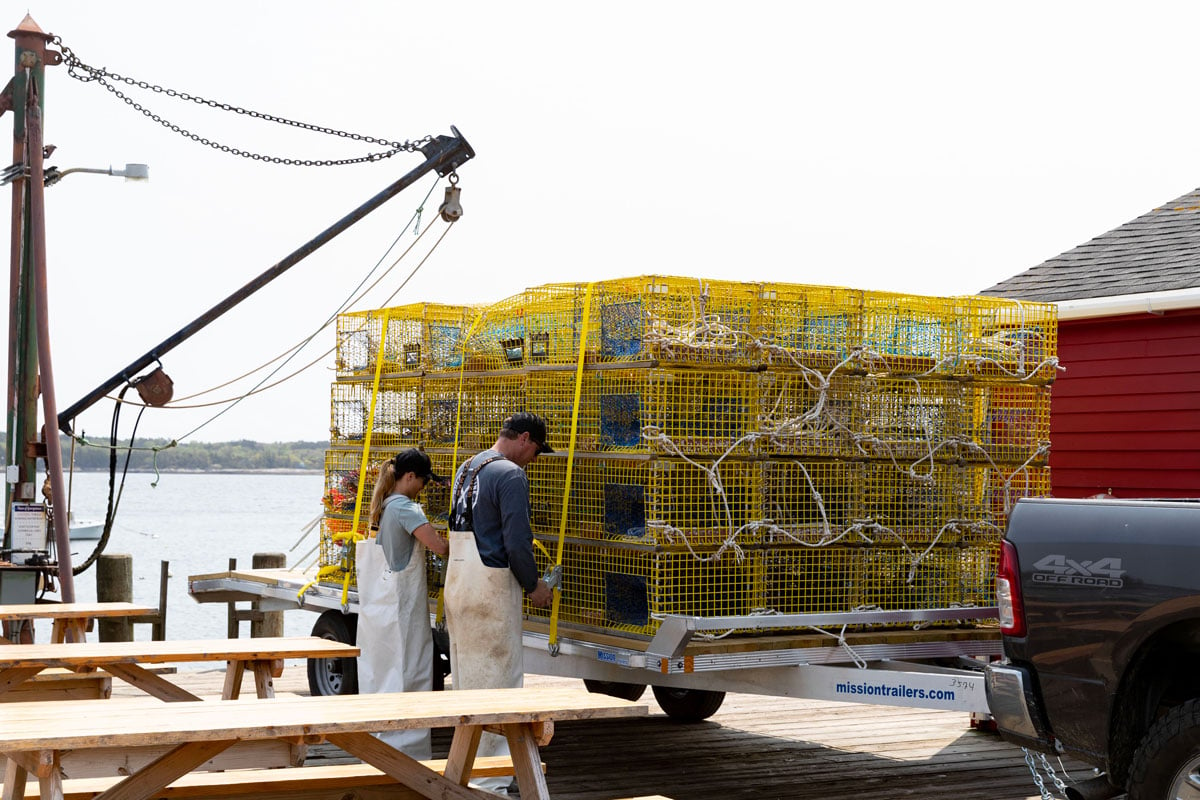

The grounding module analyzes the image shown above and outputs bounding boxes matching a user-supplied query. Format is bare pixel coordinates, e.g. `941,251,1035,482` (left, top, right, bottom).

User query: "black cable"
72,387,144,575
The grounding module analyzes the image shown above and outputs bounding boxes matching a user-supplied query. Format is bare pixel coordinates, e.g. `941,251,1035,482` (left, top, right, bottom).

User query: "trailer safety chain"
1022,748,1070,800
53,37,432,167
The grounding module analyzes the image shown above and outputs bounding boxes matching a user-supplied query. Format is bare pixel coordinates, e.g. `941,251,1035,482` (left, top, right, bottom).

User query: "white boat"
68,512,104,540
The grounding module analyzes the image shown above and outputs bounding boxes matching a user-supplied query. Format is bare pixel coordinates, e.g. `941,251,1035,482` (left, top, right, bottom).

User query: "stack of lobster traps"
319,276,1056,639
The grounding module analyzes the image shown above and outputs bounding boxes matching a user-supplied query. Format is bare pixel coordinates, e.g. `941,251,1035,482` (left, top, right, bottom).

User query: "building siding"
1050,308,1200,498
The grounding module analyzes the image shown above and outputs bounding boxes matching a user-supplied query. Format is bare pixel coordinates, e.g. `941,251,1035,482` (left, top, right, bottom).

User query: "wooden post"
226,557,238,639
153,560,169,641
250,552,286,638
96,553,133,642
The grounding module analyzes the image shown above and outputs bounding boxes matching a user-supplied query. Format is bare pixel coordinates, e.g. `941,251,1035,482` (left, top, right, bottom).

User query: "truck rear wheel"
1128,698,1200,800
651,686,725,722
307,610,359,696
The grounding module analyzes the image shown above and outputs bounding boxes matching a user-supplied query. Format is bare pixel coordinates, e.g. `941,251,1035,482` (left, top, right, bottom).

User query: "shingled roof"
982,187,1200,301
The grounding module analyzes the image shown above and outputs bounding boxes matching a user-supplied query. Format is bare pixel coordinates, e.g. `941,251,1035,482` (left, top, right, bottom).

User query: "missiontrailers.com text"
834,681,956,702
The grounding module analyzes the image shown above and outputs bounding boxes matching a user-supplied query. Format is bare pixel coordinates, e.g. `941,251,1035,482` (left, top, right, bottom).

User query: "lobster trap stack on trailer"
318,276,1056,650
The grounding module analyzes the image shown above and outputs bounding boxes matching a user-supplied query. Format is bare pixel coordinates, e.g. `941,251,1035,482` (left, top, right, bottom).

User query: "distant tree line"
59,436,326,472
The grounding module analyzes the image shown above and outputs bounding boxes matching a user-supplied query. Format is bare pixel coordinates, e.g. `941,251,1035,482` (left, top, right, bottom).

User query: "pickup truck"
984,497,1200,800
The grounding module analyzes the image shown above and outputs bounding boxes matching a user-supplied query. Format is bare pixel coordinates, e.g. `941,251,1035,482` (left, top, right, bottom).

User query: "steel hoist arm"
57,126,475,434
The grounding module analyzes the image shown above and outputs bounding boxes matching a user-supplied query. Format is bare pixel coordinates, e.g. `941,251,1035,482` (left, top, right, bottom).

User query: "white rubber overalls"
444,457,525,794
355,506,433,760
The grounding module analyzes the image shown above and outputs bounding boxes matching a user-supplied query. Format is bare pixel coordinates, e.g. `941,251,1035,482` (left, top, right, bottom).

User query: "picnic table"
0,602,158,644
0,636,359,702
0,685,648,800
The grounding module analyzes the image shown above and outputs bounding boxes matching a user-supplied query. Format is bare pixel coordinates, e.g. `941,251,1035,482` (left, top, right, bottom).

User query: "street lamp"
42,162,149,186
0,161,150,186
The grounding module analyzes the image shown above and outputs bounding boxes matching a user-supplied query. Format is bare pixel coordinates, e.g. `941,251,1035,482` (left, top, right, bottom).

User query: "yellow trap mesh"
336,303,474,376
320,275,1057,637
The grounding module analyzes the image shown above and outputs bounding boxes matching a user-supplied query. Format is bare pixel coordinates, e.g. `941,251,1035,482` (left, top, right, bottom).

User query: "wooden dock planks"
117,666,1093,800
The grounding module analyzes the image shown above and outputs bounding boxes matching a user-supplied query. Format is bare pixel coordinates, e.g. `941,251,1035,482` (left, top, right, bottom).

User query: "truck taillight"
997,539,1026,637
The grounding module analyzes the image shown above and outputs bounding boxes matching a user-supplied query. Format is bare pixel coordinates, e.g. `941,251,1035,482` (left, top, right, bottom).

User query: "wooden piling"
96,553,133,642
152,560,169,640
226,557,239,639
250,552,286,638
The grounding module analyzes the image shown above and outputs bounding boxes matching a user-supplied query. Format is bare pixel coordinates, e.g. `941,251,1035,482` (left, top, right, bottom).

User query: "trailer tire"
1128,698,1200,800
432,626,451,692
583,679,647,702
307,610,358,696
652,686,725,722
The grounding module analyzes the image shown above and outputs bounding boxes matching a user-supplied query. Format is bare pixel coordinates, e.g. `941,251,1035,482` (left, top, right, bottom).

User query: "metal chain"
1038,752,1072,797
51,36,432,167
1023,748,1056,800
1022,747,1070,799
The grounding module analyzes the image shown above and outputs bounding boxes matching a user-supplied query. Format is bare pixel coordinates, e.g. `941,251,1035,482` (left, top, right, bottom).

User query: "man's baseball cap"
502,412,554,454
392,448,447,485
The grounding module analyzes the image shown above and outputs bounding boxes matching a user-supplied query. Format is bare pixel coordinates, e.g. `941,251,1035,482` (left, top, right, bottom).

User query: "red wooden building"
984,188,1200,499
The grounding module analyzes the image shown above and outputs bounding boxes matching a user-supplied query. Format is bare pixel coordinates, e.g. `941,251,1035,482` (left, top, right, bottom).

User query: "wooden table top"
0,602,157,620
0,686,648,751
0,636,359,668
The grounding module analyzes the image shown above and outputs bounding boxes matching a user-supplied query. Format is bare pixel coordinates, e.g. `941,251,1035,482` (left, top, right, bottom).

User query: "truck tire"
307,610,359,696
583,679,647,702
1128,698,1200,800
651,686,725,722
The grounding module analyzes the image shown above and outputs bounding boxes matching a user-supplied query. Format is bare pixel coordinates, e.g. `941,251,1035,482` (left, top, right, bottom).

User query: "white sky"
8,1,1200,443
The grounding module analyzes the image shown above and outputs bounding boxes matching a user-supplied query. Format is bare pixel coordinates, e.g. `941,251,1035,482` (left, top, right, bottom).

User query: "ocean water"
29,471,326,648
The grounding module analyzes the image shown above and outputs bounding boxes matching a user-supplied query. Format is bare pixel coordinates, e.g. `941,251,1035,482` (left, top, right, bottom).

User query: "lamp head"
116,163,149,182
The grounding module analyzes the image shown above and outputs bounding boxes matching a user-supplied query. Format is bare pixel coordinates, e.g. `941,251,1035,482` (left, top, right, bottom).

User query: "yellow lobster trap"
954,295,1058,384
759,459,864,545
960,464,1053,541
854,376,966,464
527,537,765,637
422,372,526,451
526,455,762,548
591,275,760,367
757,372,858,458
336,303,473,376
761,545,861,616
754,283,863,372
858,291,964,377
330,377,423,450
959,382,1052,466
527,365,759,457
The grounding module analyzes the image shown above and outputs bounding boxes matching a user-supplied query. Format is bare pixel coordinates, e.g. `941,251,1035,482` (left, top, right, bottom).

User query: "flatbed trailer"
188,567,1001,720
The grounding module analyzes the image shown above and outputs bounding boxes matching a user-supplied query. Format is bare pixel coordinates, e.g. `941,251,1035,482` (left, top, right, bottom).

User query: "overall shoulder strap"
449,454,506,531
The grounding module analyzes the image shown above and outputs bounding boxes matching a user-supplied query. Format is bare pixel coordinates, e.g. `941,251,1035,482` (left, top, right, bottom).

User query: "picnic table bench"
0,603,158,644
0,636,359,702
0,686,648,800
18,756,534,799
0,669,112,703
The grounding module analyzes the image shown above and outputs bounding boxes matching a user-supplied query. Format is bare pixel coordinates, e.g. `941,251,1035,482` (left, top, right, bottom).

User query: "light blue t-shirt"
375,493,429,571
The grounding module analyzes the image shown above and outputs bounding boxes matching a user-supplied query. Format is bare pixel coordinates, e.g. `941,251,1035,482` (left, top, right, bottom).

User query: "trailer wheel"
651,686,725,722
583,679,647,702
307,610,358,696
432,626,451,691
1128,698,1200,800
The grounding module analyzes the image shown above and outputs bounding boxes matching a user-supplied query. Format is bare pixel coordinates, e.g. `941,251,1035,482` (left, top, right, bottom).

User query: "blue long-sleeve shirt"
449,450,539,592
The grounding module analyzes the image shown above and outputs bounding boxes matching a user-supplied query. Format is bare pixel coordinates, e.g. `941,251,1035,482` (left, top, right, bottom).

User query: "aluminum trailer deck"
189,567,1001,717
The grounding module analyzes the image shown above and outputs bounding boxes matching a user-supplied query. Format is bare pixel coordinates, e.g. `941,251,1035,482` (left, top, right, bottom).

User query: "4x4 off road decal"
1031,555,1125,588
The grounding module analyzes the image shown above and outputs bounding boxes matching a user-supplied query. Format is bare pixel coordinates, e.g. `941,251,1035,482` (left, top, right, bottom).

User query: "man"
444,412,554,796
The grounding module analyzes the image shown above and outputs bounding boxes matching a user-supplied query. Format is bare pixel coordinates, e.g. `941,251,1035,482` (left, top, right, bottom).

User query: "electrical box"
0,567,37,605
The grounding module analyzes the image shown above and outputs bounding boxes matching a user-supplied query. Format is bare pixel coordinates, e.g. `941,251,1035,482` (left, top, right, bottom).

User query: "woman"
355,448,449,759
